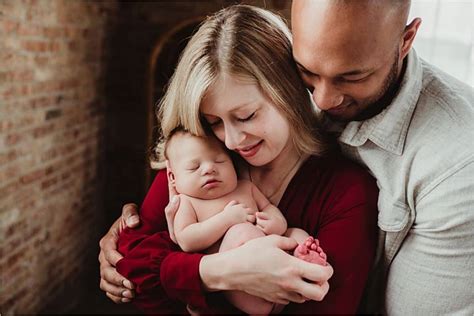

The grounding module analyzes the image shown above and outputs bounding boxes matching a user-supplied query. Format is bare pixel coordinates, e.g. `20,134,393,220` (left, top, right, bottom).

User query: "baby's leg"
285,228,327,266
219,223,276,315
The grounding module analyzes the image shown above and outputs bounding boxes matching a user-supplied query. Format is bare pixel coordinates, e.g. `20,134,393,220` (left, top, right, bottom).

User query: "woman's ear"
166,160,176,185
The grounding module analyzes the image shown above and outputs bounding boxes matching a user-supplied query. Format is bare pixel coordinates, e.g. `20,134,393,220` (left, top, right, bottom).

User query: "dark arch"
145,17,204,189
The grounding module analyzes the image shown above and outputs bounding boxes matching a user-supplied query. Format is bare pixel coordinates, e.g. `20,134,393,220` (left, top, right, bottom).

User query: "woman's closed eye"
237,111,256,122
208,118,222,127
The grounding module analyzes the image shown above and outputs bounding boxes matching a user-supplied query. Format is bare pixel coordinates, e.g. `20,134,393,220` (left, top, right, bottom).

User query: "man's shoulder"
406,61,474,153
419,60,473,118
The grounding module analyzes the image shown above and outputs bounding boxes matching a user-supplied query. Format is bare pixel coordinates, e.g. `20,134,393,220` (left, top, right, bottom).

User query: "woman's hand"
98,203,139,303
200,234,333,304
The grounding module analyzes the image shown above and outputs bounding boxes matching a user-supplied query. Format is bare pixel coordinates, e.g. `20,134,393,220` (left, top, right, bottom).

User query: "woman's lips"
236,140,263,158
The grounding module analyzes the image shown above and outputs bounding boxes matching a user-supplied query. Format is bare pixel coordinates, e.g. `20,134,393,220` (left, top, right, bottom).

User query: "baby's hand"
256,212,279,235
223,200,256,225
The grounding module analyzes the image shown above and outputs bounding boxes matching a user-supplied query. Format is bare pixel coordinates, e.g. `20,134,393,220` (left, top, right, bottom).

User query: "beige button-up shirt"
327,50,474,315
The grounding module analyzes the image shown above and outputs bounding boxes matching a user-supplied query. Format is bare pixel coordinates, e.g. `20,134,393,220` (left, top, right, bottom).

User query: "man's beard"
351,51,403,121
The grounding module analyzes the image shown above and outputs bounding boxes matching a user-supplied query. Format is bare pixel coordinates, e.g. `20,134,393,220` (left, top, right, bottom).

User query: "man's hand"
98,203,139,303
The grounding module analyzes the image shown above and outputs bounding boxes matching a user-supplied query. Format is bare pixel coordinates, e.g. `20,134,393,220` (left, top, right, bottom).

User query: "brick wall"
0,0,118,313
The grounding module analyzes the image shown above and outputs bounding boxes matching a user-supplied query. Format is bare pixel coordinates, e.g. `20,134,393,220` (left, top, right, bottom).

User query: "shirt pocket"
377,190,410,232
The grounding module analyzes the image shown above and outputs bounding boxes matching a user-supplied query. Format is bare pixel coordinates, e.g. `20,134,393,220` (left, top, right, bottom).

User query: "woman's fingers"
280,291,306,304
298,260,333,284
290,260,333,301
299,279,330,302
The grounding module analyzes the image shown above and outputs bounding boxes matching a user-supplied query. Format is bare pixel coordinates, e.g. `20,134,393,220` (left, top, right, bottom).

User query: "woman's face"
200,74,292,166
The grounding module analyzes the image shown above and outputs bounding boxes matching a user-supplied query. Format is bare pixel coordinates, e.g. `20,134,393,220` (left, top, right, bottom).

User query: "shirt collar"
334,50,423,155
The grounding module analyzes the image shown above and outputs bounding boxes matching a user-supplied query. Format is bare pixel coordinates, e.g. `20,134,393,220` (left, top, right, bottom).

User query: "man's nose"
311,81,344,111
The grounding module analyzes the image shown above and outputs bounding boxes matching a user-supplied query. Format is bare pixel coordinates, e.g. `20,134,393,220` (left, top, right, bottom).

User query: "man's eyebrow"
295,60,373,77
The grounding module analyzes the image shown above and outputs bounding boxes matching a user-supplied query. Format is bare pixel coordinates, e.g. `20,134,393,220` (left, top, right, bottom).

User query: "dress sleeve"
116,170,207,313
312,168,379,314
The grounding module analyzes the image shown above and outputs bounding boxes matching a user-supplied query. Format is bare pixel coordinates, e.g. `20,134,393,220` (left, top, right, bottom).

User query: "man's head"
291,0,421,122
165,129,238,200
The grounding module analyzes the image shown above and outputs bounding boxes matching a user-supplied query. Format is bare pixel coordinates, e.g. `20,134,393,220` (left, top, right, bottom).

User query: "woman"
99,5,378,314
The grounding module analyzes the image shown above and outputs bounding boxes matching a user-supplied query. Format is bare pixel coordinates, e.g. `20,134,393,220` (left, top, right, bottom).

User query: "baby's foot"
293,236,327,266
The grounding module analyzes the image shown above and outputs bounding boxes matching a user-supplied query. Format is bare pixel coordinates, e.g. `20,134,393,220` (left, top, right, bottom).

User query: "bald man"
292,0,474,314
99,1,474,314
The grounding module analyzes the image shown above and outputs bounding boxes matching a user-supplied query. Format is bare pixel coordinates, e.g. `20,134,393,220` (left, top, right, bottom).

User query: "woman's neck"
249,143,308,205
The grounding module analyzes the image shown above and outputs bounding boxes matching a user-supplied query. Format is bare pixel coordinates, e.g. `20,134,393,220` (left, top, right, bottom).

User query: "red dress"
117,155,379,314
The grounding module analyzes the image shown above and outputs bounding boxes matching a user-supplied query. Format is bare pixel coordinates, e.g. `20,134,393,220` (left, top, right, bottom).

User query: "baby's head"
165,128,238,200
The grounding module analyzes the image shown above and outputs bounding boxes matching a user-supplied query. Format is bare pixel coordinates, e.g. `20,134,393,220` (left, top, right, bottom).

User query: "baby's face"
167,133,238,200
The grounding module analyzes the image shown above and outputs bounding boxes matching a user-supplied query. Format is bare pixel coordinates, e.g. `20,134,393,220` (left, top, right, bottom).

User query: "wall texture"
0,0,117,313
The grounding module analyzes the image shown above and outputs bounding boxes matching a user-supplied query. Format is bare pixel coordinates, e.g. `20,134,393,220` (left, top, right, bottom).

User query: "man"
291,0,474,314
100,0,474,314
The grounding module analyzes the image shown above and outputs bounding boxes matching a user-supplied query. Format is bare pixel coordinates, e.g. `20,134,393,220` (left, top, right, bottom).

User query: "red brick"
2,20,19,33
32,124,55,138
40,176,58,189
20,169,45,184
5,133,22,146
17,24,42,37
0,149,18,165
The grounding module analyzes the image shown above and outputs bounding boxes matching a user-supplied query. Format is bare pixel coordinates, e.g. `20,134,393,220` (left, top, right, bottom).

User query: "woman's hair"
151,4,327,169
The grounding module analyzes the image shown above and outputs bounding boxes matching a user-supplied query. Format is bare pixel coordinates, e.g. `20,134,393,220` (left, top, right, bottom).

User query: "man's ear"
166,160,176,185
400,17,422,60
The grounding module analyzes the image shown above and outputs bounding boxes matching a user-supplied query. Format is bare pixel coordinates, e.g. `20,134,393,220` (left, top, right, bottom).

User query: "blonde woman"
100,5,378,314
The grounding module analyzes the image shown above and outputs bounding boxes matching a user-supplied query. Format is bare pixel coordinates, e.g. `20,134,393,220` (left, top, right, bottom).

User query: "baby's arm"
174,197,254,252
251,183,287,235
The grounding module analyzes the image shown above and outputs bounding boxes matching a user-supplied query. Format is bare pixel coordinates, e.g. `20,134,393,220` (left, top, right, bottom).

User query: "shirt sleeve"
116,170,207,313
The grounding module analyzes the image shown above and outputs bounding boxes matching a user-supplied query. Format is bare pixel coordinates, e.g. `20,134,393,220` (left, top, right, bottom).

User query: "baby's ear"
166,160,176,185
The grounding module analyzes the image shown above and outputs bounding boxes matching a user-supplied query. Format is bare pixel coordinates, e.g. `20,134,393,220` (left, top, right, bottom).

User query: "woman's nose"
224,124,245,150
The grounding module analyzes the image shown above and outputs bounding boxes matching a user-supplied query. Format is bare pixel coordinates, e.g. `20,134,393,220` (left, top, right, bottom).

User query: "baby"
164,128,327,314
